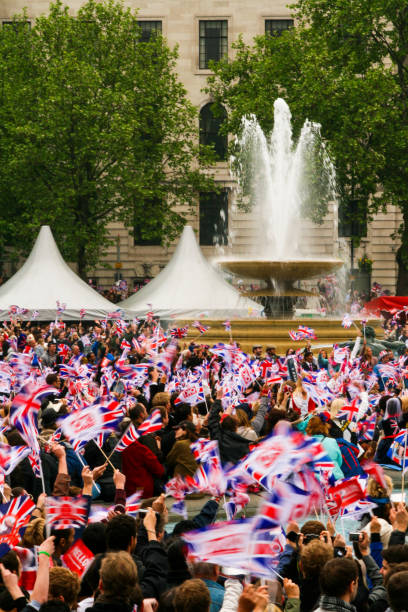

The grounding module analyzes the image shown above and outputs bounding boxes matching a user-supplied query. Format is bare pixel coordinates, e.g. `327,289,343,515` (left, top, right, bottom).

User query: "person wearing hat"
252,345,263,360
166,420,198,478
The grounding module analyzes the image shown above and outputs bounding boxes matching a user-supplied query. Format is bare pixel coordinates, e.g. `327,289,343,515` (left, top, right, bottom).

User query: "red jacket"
121,440,165,498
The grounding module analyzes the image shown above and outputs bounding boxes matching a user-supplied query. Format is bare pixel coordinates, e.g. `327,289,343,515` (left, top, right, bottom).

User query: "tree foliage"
0,0,215,277
207,1,408,292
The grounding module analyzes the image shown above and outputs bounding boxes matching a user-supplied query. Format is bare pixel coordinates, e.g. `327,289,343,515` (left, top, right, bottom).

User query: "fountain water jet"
218,98,343,315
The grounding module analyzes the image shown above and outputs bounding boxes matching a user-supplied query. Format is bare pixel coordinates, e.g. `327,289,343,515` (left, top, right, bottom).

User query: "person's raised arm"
31,536,55,605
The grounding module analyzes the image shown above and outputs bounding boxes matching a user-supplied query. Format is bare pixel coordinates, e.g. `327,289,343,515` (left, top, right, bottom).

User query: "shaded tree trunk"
396,207,408,295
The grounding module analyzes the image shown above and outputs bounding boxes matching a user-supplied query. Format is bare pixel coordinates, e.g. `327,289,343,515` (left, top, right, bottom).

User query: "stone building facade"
1,0,399,292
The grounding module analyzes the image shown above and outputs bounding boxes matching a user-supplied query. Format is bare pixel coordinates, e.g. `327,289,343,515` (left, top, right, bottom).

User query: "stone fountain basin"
218,258,344,282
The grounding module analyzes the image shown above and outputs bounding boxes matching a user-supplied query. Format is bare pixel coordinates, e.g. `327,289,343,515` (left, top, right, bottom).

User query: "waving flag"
174,382,205,406
0,443,30,475
10,382,55,449
0,496,36,545
170,326,189,338
137,408,162,435
192,321,210,335
114,423,140,453
327,476,365,516
342,314,353,329
45,496,89,530
58,399,124,445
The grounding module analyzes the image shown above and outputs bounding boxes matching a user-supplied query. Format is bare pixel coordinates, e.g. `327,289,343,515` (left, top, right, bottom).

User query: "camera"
349,533,361,542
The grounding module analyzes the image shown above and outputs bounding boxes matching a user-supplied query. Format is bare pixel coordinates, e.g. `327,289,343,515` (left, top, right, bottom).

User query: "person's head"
129,403,148,426
388,570,408,611
48,343,57,355
51,528,75,556
252,345,263,358
301,520,326,537
382,545,408,576
235,409,251,429
173,403,193,424
175,420,198,442
366,475,393,499
319,558,359,602
384,562,408,587
152,392,171,409
303,350,314,363
174,579,210,612
191,562,219,581
305,415,329,437
220,415,238,433
385,397,402,420
49,567,80,609
21,517,46,547
299,540,333,579
99,551,138,602
46,373,60,389
105,514,137,553
330,397,346,419
159,587,178,612
81,522,107,555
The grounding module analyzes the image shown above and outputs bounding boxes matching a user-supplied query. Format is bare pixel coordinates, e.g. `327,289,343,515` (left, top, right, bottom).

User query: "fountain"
218,98,343,316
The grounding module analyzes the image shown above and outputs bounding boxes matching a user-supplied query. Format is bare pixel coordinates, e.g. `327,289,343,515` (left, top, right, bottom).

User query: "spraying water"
231,98,337,259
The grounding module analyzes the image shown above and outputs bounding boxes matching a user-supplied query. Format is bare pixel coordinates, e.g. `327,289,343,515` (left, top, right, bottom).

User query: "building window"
199,20,228,69
137,20,162,42
265,19,293,36
338,200,367,238
199,190,228,246
200,103,228,161
134,201,162,245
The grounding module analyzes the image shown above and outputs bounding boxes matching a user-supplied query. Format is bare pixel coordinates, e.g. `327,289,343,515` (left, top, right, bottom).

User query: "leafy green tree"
207,1,408,293
0,0,215,278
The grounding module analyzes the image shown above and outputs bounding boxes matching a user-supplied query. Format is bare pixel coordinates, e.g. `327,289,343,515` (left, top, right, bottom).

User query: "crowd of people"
0,312,406,611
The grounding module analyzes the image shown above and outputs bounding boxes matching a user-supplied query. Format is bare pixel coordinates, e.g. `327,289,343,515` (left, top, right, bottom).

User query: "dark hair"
0,551,19,576
320,558,358,598
106,514,137,551
173,403,192,424
51,528,72,548
129,404,146,423
301,520,326,536
39,600,71,612
220,416,237,433
387,570,408,611
82,522,107,555
383,545,408,565
46,373,59,385
158,587,178,612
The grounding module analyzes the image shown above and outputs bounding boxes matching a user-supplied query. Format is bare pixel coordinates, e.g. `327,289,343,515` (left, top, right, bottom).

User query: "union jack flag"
58,400,124,445
58,344,70,361
10,382,55,450
125,491,143,516
137,408,162,435
79,308,86,319
170,326,189,338
0,443,30,475
45,495,89,530
0,496,36,545
192,321,210,335
114,422,140,453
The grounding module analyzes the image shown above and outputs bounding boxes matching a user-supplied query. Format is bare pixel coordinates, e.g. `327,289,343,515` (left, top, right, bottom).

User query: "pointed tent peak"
120,224,264,319
26,225,66,264
0,225,118,320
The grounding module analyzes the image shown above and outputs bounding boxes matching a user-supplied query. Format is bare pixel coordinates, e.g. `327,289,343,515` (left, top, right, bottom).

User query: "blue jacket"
203,579,225,612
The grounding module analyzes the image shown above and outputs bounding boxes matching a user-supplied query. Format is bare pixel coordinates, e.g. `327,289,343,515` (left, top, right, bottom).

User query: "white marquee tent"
120,225,263,319
0,226,116,320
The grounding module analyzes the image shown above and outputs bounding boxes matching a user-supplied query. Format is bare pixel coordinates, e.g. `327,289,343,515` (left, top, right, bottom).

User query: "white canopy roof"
0,226,116,320
120,225,263,319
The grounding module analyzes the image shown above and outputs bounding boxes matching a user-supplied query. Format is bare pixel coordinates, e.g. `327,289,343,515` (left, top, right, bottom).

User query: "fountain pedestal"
219,259,344,317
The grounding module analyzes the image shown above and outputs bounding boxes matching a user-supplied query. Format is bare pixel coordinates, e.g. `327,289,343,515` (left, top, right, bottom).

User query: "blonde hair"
236,409,250,428
330,397,346,419
367,475,393,498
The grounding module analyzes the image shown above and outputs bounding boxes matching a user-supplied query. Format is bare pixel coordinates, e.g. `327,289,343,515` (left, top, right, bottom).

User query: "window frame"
199,189,229,246
198,19,228,70
264,18,294,36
